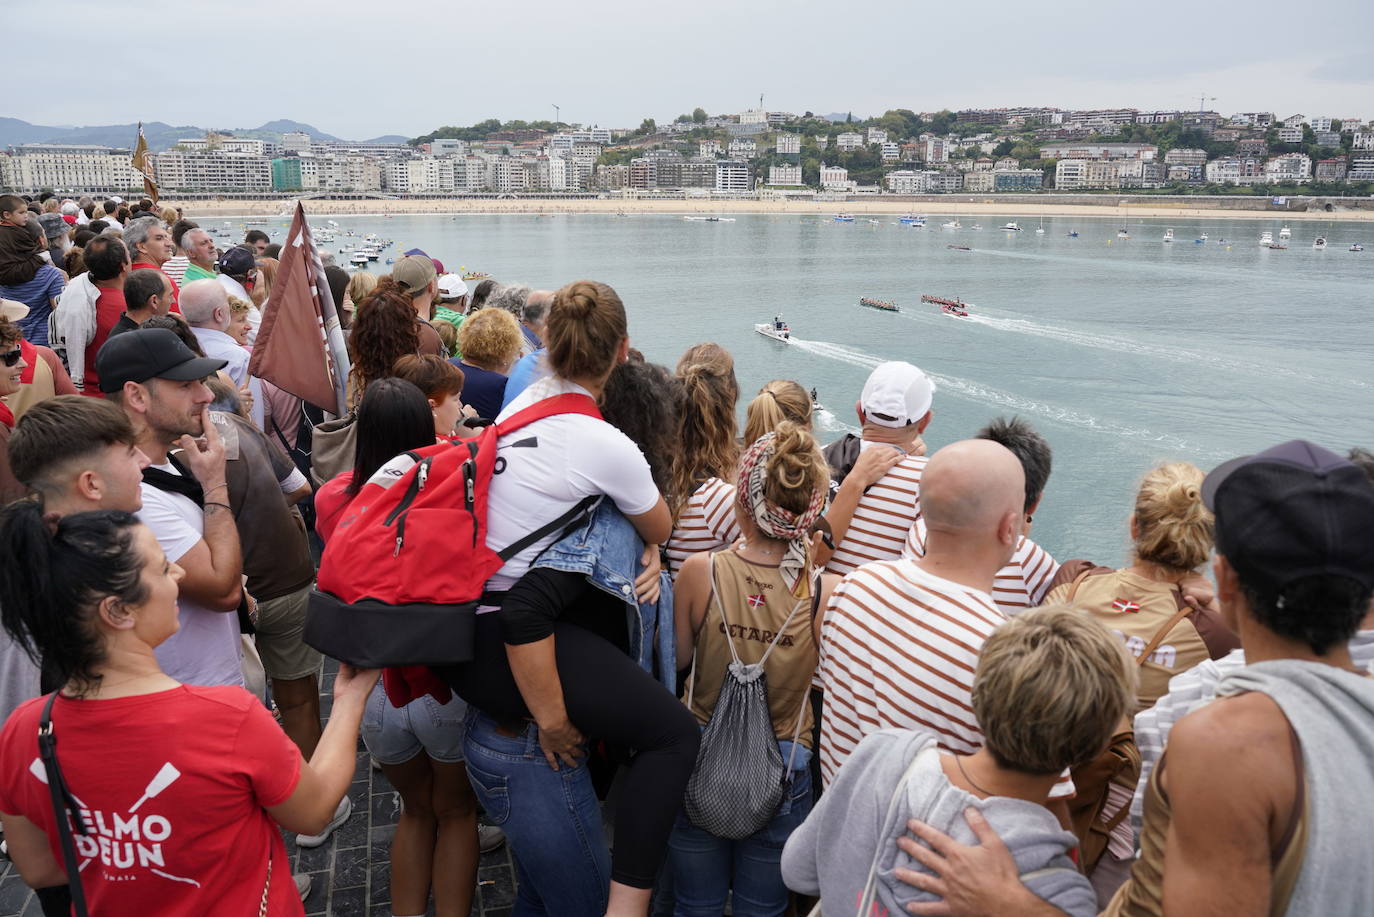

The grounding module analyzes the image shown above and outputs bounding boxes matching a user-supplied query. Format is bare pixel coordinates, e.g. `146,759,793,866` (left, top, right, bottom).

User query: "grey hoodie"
1217,659,1374,917
781,729,1095,917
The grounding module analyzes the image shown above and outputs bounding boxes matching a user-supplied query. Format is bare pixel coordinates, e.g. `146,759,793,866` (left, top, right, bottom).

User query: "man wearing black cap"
96,329,247,689
885,440,1374,917
216,245,261,343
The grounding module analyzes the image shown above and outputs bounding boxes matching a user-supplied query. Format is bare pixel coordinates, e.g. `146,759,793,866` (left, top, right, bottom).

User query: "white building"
819,164,852,190
866,127,887,144
407,157,456,193
1352,132,1374,151
175,135,279,157
739,109,769,126
700,139,722,157
1205,156,1264,185
1163,148,1207,167
383,160,410,192
153,150,272,192
961,171,995,192
1265,153,1311,184
1054,159,1121,190
715,160,751,192
1276,127,1304,144
547,135,575,155
881,141,901,162
281,131,312,153
728,138,757,159
2,144,142,193
836,132,864,151
767,163,803,186
814,135,829,149
1348,155,1374,181
885,170,938,194
923,137,949,163
776,133,801,155
1309,117,1333,133
1282,114,1305,128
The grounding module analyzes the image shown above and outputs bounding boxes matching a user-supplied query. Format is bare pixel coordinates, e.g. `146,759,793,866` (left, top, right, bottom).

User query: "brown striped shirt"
824,451,928,577
902,520,1060,616
665,477,741,578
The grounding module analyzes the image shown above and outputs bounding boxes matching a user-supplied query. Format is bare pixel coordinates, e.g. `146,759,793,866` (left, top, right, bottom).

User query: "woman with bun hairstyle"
0,503,376,916
439,280,685,917
670,422,840,916
663,343,741,577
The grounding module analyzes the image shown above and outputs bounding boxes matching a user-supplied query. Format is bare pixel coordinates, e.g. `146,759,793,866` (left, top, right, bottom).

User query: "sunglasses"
1,348,21,368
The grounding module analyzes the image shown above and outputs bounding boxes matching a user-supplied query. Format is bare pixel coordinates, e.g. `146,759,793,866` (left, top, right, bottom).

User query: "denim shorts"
361,681,468,765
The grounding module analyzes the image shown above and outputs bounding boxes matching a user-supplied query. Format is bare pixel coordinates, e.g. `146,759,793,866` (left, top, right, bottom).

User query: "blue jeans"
462,708,610,916
667,746,813,917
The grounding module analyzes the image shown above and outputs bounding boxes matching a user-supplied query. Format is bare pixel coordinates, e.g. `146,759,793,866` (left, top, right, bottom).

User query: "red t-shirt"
0,686,303,916
313,471,356,544
85,287,128,395
129,261,181,313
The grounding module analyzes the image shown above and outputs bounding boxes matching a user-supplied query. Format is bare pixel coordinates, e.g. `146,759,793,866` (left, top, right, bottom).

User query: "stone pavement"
0,659,519,917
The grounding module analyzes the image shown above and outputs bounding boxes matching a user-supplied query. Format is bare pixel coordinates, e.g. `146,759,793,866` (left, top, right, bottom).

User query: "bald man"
816,439,1082,807
181,279,249,387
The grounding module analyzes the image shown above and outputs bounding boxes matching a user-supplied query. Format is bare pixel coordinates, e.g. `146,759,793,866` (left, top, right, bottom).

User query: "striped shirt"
817,558,1074,797
824,451,928,577
902,520,1060,616
162,255,190,286
0,265,64,347
665,477,740,578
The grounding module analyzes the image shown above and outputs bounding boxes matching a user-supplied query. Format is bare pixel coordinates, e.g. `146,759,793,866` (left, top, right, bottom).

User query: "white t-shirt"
138,466,244,688
485,377,661,593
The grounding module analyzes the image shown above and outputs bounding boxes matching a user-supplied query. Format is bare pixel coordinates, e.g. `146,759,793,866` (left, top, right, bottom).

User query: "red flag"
248,204,351,414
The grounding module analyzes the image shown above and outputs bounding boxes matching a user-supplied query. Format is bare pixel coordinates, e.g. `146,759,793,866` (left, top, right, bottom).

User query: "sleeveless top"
1103,722,1307,916
686,550,818,748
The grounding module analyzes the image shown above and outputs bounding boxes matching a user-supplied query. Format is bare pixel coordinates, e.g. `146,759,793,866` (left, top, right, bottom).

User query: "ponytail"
0,502,146,692
669,343,740,517
743,379,811,448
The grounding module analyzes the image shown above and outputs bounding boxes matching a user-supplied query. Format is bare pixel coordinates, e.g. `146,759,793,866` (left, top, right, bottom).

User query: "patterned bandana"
736,431,826,599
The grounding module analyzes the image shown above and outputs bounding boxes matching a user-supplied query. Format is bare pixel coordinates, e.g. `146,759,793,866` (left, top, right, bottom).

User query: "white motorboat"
1001,222,1022,231
349,251,370,266
1163,228,1174,243
833,214,855,223
1117,228,1130,239
1313,236,1328,250
754,317,791,342
1351,243,1365,252
1279,225,1291,240
899,214,926,226
1260,231,1274,246
942,220,962,229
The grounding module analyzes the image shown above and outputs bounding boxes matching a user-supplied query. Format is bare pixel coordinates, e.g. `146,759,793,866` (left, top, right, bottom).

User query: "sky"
7,0,1373,139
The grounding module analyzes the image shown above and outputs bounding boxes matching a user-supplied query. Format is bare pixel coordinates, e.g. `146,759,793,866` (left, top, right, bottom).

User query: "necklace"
739,540,783,557
954,755,996,798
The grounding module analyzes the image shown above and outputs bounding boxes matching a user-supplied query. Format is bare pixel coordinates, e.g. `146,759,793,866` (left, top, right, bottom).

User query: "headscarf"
736,431,826,599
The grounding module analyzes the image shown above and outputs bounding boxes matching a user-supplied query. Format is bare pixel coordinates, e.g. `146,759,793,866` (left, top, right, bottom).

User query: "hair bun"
557,281,599,319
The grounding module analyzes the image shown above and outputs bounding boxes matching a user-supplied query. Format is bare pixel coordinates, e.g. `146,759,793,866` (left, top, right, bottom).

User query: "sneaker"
478,824,506,854
294,872,313,900
295,795,352,848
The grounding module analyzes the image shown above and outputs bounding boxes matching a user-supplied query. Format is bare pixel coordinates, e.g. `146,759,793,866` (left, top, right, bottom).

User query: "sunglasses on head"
2,348,22,368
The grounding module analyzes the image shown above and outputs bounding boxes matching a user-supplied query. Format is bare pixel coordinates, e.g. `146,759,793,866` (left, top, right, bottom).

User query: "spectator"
433,273,469,334
181,280,249,387
244,228,270,255
251,256,278,310
58,236,129,396
226,295,253,345
215,246,261,342
392,354,466,437
5,309,77,425
904,416,1060,615
742,378,812,447
663,343,740,577
342,270,377,325
0,221,65,346
670,423,836,916
517,289,551,356
0,194,44,286
451,307,521,419
0,318,31,502
783,607,1127,917
386,256,445,356
163,218,198,285
468,277,497,312
0,501,377,915
111,268,174,337
346,286,420,405
95,328,244,688
35,214,72,272
180,227,218,283
124,216,179,312
264,243,282,260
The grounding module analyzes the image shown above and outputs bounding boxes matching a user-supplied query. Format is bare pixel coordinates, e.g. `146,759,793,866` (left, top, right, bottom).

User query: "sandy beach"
169,196,1374,222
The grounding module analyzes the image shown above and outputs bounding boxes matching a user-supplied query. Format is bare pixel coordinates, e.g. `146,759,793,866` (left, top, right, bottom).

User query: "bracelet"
203,501,232,510
203,483,228,495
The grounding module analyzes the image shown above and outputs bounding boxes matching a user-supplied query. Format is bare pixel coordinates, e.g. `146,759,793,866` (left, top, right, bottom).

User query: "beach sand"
170,197,1374,222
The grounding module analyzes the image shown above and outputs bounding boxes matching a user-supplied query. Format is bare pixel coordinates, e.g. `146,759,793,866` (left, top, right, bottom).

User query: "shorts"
362,681,468,765
253,585,322,681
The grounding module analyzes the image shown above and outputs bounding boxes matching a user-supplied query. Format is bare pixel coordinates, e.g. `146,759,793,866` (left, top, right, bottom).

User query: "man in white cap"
821,361,936,576
433,272,468,333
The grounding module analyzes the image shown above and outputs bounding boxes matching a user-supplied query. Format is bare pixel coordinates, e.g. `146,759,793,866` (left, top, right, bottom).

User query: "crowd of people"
0,191,1370,917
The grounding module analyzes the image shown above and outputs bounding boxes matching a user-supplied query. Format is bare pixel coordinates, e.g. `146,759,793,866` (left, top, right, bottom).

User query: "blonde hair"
758,421,829,518
158,206,179,225
743,379,811,447
251,257,279,308
346,271,378,311
225,295,252,317
1133,462,1212,573
434,320,458,357
457,307,522,372
670,343,739,518
546,280,626,380
973,606,1136,774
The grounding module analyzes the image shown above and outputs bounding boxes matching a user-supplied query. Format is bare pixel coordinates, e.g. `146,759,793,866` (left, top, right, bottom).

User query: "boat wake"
789,339,1223,455
812,406,858,435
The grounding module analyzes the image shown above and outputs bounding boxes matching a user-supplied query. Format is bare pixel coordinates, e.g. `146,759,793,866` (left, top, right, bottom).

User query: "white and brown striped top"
823,452,928,578
902,520,1060,616
665,477,741,579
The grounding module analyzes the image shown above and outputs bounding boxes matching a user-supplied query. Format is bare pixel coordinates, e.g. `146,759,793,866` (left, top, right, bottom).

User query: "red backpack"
307,393,603,667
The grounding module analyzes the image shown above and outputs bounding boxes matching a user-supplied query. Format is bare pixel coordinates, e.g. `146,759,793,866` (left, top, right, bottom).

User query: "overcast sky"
8,0,1372,139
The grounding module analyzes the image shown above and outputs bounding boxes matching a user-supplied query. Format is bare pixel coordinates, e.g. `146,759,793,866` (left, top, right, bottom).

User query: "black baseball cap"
217,245,256,278
1202,440,1374,594
95,328,227,393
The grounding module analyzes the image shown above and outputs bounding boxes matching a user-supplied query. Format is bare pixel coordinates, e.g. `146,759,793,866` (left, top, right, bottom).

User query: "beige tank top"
686,551,818,748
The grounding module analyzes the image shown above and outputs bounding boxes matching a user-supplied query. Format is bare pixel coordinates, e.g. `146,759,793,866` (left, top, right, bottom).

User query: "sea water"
279,212,1374,563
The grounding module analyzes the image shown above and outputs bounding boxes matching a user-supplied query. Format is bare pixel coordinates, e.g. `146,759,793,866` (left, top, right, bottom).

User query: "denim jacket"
533,499,676,689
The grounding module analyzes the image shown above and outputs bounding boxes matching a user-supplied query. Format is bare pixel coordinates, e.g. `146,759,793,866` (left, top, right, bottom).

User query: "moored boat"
349,251,369,266
1260,231,1274,246
833,214,855,223
1001,222,1022,231
1279,225,1291,240
1313,237,1327,250
1350,243,1364,252
899,214,927,226
946,244,972,251
1163,228,1174,243
942,220,962,229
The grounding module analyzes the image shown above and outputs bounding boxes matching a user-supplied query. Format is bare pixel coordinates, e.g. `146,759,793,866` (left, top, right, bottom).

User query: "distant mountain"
0,118,360,151
821,112,860,123
244,120,341,142
363,135,409,144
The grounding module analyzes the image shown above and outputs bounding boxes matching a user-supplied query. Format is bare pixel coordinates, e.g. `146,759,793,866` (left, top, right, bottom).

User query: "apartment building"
776,133,801,155
153,149,272,192
714,159,751,192
2,144,143,192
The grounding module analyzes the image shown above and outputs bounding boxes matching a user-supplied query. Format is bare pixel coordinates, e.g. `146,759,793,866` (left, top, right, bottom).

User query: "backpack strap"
495,393,602,437
494,494,600,563
1136,599,1194,667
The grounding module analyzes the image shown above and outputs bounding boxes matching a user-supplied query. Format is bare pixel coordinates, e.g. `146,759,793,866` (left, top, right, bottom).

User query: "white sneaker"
295,795,353,848
478,824,506,854
294,872,313,899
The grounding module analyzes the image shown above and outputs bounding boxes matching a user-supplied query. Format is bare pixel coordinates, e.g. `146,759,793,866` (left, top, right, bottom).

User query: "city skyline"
6,0,1371,140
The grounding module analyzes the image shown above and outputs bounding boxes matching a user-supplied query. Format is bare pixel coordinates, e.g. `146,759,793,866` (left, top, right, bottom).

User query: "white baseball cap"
0,299,30,323
860,361,935,427
436,273,468,300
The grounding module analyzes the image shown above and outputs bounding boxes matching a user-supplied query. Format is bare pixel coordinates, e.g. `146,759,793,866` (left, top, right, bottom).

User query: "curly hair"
602,361,679,496
457,308,522,372
0,318,21,348
669,343,739,519
348,285,420,398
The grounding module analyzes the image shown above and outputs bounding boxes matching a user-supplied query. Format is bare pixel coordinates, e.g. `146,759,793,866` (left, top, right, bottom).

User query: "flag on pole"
248,203,351,415
131,122,159,202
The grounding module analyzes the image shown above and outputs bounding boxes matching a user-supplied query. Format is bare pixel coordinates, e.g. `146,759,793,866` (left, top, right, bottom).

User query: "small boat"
867,219,881,225
942,220,962,229
899,214,926,226
1163,228,1174,243
833,214,855,223
755,317,791,342
810,388,821,412
1351,243,1365,252
1313,237,1328,250
384,258,395,265
1067,231,1079,238
859,297,898,312
921,294,971,313
941,303,969,318
462,271,490,280
1267,244,1288,250
1001,222,1022,232
1199,232,1209,241
1117,229,1130,239
1260,231,1274,246
970,223,983,231
1034,220,1046,234
1279,226,1291,240
349,251,369,266
946,244,972,251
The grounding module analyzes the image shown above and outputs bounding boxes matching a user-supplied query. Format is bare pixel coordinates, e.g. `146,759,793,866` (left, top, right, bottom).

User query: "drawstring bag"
683,555,808,840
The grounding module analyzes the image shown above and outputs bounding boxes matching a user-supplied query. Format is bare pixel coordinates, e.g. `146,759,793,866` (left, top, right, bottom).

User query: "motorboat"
867,219,882,225
1313,237,1328,250
349,251,369,266
1067,231,1079,238
1260,231,1274,246
1199,232,1208,241
859,297,898,312
970,223,983,231
1001,222,1022,232
921,294,971,317
755,317,791,342
1279,225,1291,240
941,303,969,318
833,214,855,223
1035,221,1046,234
1117,229,1130,239
1163,228,1174,243
946,244,972,251
942,220,962,229
1350,243,1364,252
899,214,927,226
1267,244,1288,250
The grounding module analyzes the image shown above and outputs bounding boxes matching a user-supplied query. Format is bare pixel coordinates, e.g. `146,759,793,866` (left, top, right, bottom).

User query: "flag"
248,203,351,415
747,594,767,609
131,122,159,203
1110,599,1141,614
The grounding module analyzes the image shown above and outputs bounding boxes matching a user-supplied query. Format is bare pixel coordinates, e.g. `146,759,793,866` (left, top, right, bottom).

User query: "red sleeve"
37,347,77,396
0,700,41,815
231,698,302,808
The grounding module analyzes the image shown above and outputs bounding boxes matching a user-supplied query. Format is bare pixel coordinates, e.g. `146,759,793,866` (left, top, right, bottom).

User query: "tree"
675,114,692,123
992,139,1015,158
638,118,657,135
692,108,707,124
929,110,956,135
